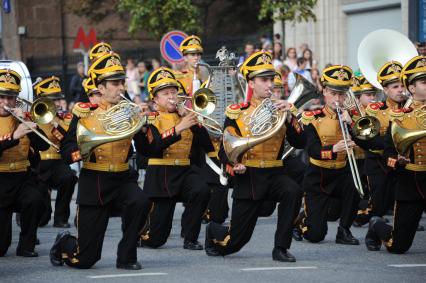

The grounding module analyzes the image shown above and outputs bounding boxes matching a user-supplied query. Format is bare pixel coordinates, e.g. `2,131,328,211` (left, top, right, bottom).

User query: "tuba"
223,73,321,164
357,29,418,90
76,94,147,160
391,106,426,156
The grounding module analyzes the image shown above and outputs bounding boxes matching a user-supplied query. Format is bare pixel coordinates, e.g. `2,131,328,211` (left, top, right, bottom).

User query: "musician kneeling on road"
366,55,426,253
205,51,305,262
49,52,152,270
0,69,49,257
297,65,361,245
135,67,212,250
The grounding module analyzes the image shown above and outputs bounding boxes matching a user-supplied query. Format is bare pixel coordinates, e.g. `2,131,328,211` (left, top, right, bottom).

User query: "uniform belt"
40,152,62,160
207,151,218,158
405,163,426,172
82,162,129,172
148,158,190,166
309,158,346,169
0,160,30,172
369,149,384,155
244,159,283,168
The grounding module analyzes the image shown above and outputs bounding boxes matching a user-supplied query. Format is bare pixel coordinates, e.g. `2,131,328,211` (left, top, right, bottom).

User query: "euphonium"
223,73,320,164
391,106,426,156
76,94,147,160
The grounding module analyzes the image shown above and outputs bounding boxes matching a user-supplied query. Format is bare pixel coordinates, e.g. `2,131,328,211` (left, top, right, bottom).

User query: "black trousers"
374,199,426,254
301,166,360,243
0,176,44,256
38,160,78,223
140,173,210,248
206,183,229,224
209,174,302,255
366,166,395,217
60,182,151,268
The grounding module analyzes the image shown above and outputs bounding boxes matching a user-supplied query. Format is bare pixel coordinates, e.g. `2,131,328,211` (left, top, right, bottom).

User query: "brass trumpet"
3,105,59,150
169,91,223,135
17,97,57,125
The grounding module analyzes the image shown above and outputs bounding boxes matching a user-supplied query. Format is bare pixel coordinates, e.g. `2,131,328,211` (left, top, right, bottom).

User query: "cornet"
168,92,223,135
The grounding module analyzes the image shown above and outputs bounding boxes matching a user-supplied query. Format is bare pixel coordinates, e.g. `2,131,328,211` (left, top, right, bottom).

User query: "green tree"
118,0,201,40
259,0,317,22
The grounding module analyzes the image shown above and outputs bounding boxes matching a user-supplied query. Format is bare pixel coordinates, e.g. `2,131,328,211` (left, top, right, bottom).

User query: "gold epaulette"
301,109,321,125
72,102,93,118
365,102,384,116
62,113,73,126
173,70,185,79
350,109,361,122
147,112,159,125
388,108,405,122
225,104,242,119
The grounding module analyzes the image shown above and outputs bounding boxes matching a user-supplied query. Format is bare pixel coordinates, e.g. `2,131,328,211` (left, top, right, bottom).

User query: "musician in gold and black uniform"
136,67,212,250
205,51,305,262
298,65,360,245
353,63,406,231
366,55,426,253
175,35,209,96
33,77,78,228
0,69,49,257
49,52,151,270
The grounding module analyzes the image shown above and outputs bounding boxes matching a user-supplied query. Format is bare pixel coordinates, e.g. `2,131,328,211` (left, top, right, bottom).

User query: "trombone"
335,102,364,198
17,96,58,125
3,105,60,150
169,91,223,135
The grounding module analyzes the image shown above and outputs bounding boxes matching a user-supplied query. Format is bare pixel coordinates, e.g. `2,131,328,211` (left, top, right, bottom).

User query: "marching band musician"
175,35,209,96
136,67,212,250
49,52,152,270
33,77,78,228
0,69,50,257
366,55,426,253
297,65,361,245
205,51,305,262
353,63,405,231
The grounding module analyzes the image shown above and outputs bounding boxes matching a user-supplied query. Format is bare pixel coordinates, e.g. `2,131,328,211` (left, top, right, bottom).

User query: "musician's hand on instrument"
177,106,188,117
233,163,246,174
397,154,410,165
12,107,25,120
138,102,150,116
342,110,353,124
13,122,37,140
333,139,354,153
274,100,291,112
175,112,198,134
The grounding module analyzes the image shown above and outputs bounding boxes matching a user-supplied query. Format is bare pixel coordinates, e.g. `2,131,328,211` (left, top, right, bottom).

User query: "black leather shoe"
336,227,360,245
116,261,142,270
272,247,296,262
205,224,220,256
183,240,203,250
35,238,40,245
365,217,382,251
417,224,425,231
53,222,71,228
292,227,303,241
16,249,38,257
50,231,70,266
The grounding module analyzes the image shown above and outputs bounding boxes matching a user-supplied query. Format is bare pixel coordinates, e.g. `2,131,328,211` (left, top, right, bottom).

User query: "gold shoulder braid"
72,102,92,118
365,102,383,116
301,109,321,125
388,108,405,122
147,112,159,125
225,104,242,120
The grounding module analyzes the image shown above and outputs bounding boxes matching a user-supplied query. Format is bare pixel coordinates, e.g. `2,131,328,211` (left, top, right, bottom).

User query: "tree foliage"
68,0,317,40
259,0,317,22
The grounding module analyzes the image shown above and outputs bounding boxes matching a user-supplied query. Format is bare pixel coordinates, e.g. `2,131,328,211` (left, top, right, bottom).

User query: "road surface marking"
241,266,317,271
388,264,426,268
88,272,167,279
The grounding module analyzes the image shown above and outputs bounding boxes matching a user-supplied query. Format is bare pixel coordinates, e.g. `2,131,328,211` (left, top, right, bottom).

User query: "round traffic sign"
160,30,188,64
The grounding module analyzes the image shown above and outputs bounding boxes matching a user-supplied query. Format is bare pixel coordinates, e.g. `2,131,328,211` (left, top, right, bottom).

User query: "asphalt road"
1,191,425,283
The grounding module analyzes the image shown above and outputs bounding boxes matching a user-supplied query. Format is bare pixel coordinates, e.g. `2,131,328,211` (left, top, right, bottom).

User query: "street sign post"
160,30,188,64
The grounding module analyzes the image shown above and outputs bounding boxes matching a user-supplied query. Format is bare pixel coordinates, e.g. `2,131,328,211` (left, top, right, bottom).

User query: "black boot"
336,226,359,245
417,224,425,232
205,223,220,256
116,261,142,270
365,216,382,251
50,231,70,266
272,247,296,262
183,240,203,250
292,227,303,241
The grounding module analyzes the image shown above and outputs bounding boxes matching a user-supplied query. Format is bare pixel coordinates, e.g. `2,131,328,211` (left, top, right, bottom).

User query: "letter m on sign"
73,27,97,49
